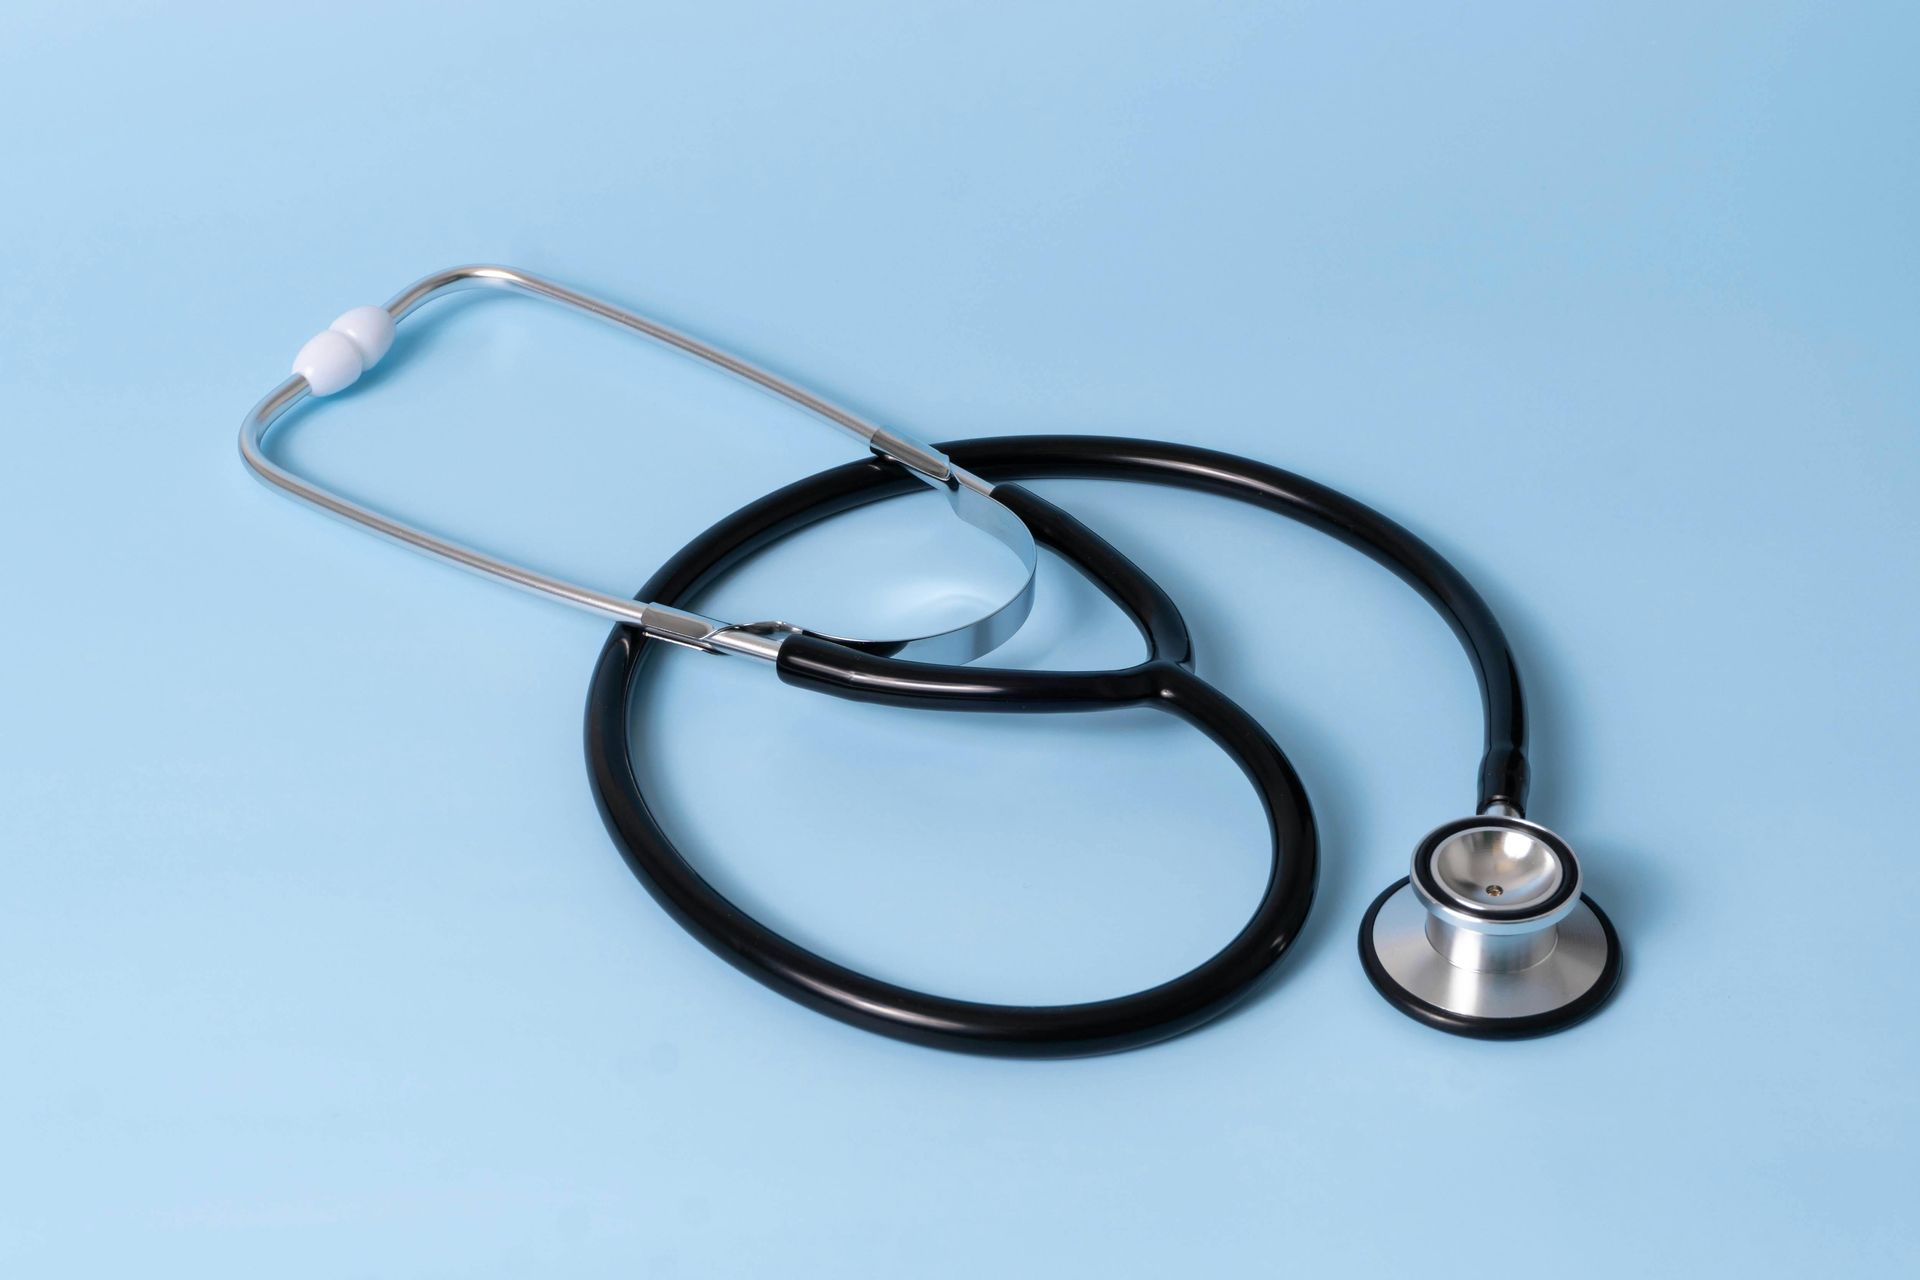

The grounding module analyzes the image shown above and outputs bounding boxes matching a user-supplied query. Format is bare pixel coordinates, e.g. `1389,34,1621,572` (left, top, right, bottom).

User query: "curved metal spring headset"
240,265,1039,664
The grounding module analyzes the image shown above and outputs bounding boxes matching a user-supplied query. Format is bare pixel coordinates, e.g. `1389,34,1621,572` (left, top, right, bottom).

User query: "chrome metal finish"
1421,824,1567,920
239,264,1038,663
1411,817,1583,935
1424,912,1558,973
1368,882,1611,1020
1365,811,1610,1025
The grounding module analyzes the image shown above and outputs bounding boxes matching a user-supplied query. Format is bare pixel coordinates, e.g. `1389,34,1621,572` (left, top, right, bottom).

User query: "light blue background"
3,2,1916,1275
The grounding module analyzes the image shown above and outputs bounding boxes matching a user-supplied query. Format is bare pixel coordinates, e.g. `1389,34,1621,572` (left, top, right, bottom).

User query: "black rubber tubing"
584,436,1530,1056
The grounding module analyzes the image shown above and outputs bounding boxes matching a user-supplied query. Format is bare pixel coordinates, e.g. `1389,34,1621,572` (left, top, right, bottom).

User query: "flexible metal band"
238,264,1038,663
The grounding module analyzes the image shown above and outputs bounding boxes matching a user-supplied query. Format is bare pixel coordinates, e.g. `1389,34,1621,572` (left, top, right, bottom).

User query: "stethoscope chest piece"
1358,812,1621,1038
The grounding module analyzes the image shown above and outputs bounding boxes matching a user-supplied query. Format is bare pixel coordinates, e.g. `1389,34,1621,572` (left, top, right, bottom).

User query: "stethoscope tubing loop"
587,435,1534,1054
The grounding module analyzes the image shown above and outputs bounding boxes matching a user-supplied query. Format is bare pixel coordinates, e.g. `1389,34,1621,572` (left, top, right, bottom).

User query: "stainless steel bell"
1358,808,1621,1037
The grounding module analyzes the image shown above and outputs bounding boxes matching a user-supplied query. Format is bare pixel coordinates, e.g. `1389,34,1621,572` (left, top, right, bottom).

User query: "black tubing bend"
584,436,1529,1056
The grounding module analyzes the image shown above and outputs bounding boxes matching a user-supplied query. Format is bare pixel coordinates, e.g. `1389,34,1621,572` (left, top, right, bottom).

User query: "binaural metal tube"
239,374,781,658
239,265,1037,663
386,266,894,458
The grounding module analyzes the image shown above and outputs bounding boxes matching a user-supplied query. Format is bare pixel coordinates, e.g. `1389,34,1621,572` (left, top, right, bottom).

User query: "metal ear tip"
1358,814,1621,1038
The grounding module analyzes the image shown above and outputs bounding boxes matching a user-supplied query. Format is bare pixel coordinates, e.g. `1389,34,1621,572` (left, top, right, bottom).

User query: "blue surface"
3,2,1916,1274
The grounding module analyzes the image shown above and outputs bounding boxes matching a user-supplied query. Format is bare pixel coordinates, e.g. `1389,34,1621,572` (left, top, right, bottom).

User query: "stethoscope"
242,265,1621,1055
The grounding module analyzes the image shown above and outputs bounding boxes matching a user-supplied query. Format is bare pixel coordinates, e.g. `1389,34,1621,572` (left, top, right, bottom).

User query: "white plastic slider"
291,305,397,395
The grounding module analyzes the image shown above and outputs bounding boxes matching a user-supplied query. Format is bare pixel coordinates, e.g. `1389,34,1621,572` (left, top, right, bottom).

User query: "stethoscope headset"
242,266,1621,1056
